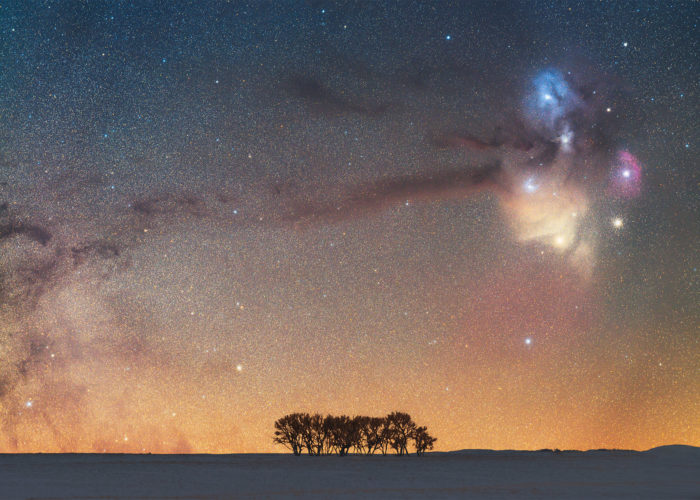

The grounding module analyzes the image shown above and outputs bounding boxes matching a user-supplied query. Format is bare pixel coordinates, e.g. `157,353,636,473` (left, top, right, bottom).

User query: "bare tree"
353,416,370,454
324,415,341,455
413,426,437,456
327,415,359,456
298,413,315,455
378,418,393,456
386,412,416,456
346,416,363,455
273,413,305,456
309,413,331,455
321,415,335,455
361,417,386,455
273,411,435,457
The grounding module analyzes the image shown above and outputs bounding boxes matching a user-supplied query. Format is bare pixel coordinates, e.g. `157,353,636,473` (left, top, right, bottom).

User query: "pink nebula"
608,150,642,198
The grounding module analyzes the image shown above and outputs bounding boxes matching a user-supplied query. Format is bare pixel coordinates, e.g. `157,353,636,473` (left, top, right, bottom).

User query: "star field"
0,1,697,453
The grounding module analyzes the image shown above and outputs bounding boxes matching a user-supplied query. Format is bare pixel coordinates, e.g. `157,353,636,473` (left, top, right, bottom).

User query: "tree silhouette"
386,411,416,456
378,418,392,456
363,416,387,455
273,413,305,456
413,426,437,456
273,411,435,456
353,416,370,454
298,413,315,455
309,413,331,455
327,415,360,456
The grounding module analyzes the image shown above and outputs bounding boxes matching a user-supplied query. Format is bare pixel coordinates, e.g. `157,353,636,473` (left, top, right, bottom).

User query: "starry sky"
0,0,698,453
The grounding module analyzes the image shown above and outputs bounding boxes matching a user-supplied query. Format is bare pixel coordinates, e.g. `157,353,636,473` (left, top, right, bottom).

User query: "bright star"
525,337,532,346
445,35,451,40
559,126,574,150
25,400,33,408
523,177,538,193
236,364,243,372
612,217,623,228
622,169,631,178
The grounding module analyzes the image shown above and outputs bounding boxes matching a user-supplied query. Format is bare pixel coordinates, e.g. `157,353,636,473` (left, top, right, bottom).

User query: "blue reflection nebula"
526,69,580,135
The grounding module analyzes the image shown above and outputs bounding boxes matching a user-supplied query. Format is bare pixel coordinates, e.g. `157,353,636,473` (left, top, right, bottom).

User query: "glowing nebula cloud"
526,69,583,137
609,150,643,198
287,67,631,277
491,69,612,275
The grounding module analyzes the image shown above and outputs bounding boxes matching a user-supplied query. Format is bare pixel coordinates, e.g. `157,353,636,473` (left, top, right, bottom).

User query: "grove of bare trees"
273,411,436,456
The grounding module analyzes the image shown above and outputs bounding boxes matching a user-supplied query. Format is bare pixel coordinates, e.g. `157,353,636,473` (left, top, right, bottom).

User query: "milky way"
0,1,697,453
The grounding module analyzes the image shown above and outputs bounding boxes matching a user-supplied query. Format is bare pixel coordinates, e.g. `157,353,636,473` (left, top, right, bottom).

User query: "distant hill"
643,445,700,457
446,445,700,457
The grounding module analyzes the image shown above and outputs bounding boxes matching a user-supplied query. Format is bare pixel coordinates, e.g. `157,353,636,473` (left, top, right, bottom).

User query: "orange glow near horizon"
2,244,697,454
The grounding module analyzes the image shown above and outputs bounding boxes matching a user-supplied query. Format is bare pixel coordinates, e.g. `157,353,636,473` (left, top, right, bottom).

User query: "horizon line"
1,444,697,456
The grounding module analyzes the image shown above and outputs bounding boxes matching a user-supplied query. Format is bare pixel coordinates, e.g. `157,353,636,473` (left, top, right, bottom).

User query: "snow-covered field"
1,445,697,499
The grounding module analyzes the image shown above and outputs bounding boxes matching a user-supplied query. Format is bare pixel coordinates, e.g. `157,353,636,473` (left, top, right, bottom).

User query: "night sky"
1,1,697,453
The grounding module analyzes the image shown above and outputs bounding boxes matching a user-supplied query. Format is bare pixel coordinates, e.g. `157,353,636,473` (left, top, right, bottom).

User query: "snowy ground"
1,446,698,499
